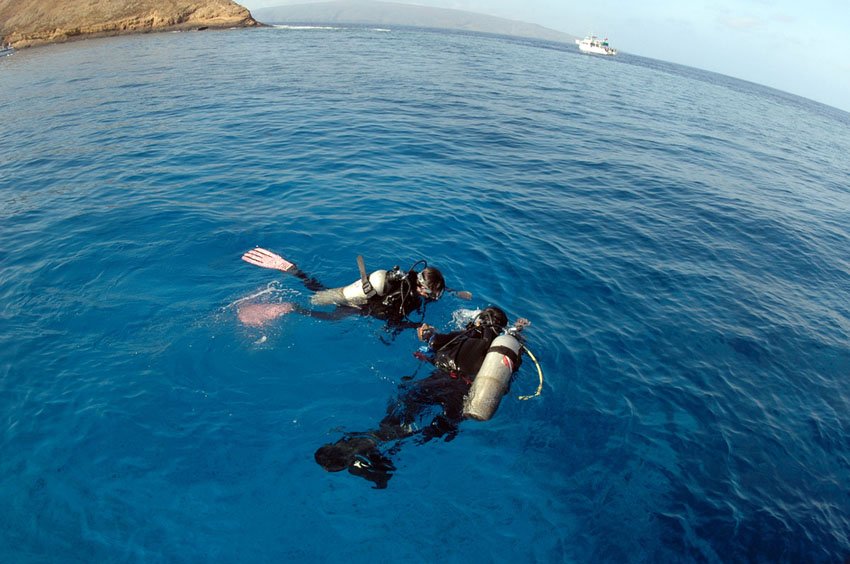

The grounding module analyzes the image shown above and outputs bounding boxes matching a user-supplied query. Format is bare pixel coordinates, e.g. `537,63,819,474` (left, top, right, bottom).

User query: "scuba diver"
237,247,448,330
314,306,530,488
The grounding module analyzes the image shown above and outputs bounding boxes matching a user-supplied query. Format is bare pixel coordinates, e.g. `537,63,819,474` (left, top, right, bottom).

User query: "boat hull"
575,36,617,56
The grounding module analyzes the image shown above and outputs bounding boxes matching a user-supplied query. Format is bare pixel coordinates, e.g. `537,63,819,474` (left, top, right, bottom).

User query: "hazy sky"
240,0,850,113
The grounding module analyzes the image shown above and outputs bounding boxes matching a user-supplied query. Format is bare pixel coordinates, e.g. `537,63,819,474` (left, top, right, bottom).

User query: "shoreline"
5,21,266,50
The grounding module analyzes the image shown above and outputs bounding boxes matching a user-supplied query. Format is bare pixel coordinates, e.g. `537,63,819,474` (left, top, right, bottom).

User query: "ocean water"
1,26,849,562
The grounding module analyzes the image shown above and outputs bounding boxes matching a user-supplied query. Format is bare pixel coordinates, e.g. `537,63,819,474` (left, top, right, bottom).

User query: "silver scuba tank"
310,270,388,306
463,333,522,421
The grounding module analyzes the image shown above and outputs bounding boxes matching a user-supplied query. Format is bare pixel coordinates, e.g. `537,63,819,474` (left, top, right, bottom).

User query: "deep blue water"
1,26,849,562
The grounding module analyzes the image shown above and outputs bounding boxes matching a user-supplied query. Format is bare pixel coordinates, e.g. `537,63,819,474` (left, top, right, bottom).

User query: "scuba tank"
311,269,389,306
462,332,523,421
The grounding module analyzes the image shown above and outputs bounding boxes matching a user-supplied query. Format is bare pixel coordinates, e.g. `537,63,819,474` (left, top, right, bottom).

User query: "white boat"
575,34,617,56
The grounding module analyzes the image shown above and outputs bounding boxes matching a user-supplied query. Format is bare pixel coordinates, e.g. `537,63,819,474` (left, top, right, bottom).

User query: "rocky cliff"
0,0,259,49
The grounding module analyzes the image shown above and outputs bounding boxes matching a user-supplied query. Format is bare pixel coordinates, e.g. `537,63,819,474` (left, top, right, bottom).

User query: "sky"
239,0,850,113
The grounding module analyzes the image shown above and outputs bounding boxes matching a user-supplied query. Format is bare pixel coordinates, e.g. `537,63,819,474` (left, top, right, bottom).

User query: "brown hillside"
0,0,259,48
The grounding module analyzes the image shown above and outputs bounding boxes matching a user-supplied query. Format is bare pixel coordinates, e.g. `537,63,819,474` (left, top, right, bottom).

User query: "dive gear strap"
487,345,520,370
357,255,377,298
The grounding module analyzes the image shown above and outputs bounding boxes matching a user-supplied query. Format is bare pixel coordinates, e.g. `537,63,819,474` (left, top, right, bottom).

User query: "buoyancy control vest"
431,325,501,378
366,269,421,321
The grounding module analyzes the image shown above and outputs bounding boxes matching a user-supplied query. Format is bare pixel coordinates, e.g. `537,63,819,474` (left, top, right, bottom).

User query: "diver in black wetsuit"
314,306,520,488
238,247,446,330
304,262,445,329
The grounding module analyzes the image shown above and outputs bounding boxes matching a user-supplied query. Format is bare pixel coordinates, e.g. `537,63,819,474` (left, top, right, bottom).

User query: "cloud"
717,15,763,30
771,14,796,24
717,12,797,30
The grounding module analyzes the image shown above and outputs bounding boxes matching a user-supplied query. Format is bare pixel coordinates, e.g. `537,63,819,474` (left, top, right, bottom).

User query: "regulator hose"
517,345,544,401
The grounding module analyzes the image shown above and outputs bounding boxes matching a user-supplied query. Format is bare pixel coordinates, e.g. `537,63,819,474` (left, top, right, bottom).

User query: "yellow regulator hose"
517,345,544,401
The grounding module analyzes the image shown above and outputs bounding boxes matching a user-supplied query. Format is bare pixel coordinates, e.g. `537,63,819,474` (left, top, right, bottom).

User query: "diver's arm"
420,328,463,351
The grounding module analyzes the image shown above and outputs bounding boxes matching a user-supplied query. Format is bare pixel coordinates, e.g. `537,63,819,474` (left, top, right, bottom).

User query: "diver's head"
416,267,445,300
475,306,508,330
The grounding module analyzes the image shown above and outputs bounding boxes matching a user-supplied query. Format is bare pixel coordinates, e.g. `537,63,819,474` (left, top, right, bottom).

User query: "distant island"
1,0,580,51
253,1,579,45
0,0,260,49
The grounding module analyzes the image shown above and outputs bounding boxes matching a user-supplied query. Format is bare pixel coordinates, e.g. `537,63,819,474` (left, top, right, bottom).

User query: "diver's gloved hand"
417,324,435,341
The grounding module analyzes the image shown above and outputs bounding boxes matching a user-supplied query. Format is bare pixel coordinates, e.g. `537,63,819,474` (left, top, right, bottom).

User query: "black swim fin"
348,450,395,489
314,436,395,489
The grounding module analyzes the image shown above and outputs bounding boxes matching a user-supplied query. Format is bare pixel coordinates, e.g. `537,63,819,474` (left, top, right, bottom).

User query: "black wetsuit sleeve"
429,331,463,351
